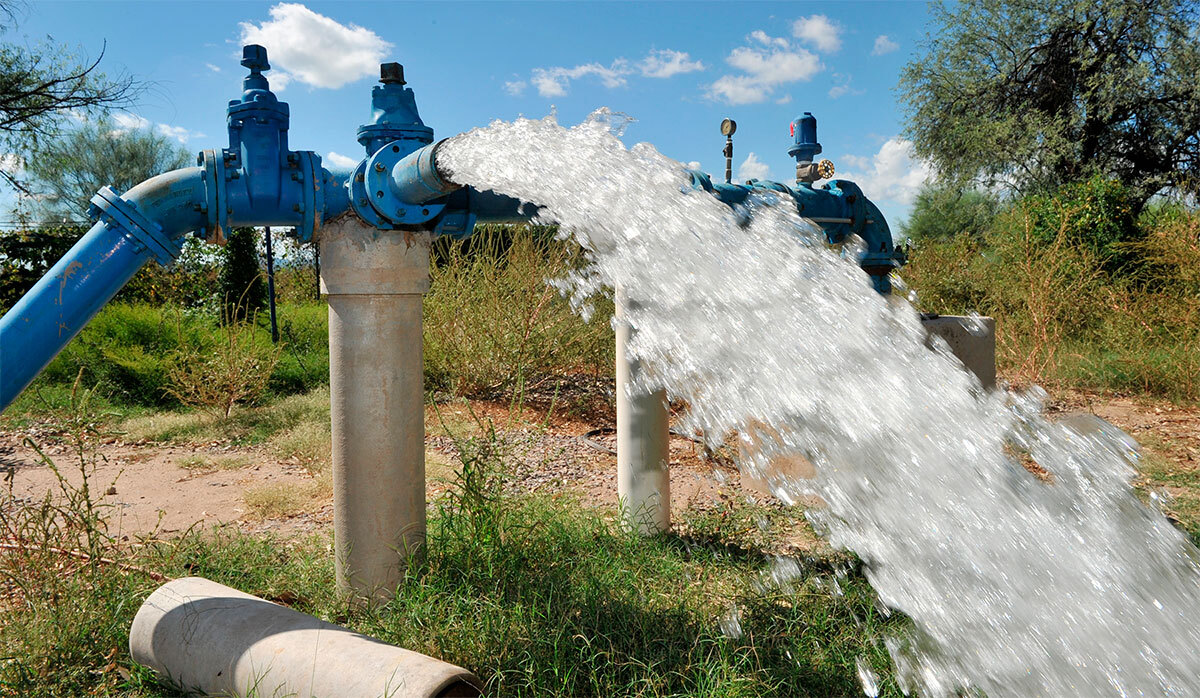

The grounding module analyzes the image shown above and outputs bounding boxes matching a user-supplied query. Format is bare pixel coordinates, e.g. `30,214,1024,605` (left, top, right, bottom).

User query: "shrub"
164,313,282,418
218,227,265,323
424,226,614,400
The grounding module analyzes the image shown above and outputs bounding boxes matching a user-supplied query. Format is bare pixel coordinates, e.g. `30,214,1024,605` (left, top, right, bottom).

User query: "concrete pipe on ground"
130,576,481,697
320,215,431,601
615,289,671,534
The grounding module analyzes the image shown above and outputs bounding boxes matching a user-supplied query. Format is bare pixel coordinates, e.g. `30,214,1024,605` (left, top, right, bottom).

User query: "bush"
904,180,1200,401
424,226,614,400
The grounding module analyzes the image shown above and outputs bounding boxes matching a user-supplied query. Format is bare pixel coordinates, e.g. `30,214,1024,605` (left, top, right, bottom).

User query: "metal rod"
264,225,279,343
724,135,733,184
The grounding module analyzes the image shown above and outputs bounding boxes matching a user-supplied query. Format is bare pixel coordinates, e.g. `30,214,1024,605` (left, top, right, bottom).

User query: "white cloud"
685,160,702,171
156,124,205,144
110,112,203,144
112,112,150,131
239,3,392,90
639,49,704,78
792,15,842,53
828,73,864,99
530,60,630,97
775,94,793,105
205,62,222,73
504,80,527,96
325,151,359,169
737,152,771,182
835,138,933,205
872,35,900,56
749,30,789,49
707,33,822,105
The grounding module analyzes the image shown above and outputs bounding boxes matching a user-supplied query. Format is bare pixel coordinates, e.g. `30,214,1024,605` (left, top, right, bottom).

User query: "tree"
0,3,139,194
900,0,1200,210
902,184,1003,243
21,118,191,222
218,227,265,323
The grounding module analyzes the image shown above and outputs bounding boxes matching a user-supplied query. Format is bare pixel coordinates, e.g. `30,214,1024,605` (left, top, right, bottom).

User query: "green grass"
1,394,907,697
1,498,906,698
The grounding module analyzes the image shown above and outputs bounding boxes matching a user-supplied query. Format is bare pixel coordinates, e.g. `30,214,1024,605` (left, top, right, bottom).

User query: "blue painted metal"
356,62,434,158
0,168,209,409
788,113,822,165
196,44,340,244
687,167,904,294
0,44,356,411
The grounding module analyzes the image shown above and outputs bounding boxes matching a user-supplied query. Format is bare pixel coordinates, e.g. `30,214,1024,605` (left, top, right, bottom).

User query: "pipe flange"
294,151,324,243
348,159,393,228
198,149,229,244
364,142,445,226
89,187,182,266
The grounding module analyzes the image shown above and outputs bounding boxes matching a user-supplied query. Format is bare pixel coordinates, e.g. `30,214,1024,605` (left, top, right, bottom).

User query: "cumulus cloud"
872,35,900,56
836,138,933,205
503,80,527,96
639,49,704,78
325,151,359,169
239,3,391,90
530,60,630,97
792,15,842,53
737,152,771,182
707,32,822,105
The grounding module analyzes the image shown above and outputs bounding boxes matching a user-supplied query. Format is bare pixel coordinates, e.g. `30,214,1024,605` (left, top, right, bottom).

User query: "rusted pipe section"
130,577,482,697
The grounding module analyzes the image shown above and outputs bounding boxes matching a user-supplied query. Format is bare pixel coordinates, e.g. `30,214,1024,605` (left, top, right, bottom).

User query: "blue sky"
11,1,935,226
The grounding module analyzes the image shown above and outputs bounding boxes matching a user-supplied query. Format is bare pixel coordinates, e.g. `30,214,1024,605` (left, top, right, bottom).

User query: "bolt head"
374,162,386,172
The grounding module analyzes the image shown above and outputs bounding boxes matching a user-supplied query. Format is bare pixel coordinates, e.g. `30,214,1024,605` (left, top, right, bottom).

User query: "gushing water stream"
438,111,1200,696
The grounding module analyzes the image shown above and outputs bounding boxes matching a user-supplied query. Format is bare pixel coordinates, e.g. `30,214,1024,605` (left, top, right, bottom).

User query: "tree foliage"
900,0,1200,209
219,227,265,323
22,118,191,222
902,185,1003,242
0,3,139,193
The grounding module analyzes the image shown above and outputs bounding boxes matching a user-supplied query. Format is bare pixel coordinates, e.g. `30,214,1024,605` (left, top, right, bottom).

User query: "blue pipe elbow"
0,167,209,411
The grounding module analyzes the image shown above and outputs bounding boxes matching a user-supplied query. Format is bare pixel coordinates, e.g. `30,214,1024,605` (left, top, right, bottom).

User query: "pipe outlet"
130,577,482,697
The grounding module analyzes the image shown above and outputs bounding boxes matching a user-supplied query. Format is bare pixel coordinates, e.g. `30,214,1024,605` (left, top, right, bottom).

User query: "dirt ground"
1,389,1196,548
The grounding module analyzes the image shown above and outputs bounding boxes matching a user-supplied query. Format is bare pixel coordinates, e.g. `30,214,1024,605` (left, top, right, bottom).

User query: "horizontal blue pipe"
0,168,208,411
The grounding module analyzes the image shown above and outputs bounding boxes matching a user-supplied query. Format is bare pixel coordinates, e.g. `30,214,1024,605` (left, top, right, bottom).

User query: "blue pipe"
0,167,209,410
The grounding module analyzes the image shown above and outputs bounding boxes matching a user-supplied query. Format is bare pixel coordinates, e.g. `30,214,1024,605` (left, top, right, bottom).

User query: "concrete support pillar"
921,315,997,390
320,216,430,601
615,289,670,534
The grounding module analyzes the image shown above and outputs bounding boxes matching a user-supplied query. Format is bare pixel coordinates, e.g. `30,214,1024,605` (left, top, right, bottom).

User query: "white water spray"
438,111,1200,696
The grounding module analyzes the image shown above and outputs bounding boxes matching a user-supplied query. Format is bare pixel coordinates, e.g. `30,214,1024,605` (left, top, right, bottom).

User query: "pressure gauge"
720,118,737,136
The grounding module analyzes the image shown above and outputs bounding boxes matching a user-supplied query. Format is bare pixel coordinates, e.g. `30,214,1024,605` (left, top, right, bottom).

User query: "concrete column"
921,315,997,390
320,216,430,601
130,577,482,698
615,289,670,534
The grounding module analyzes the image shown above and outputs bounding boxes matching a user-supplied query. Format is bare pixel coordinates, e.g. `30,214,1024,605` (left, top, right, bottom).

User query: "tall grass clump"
424,225,614,401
